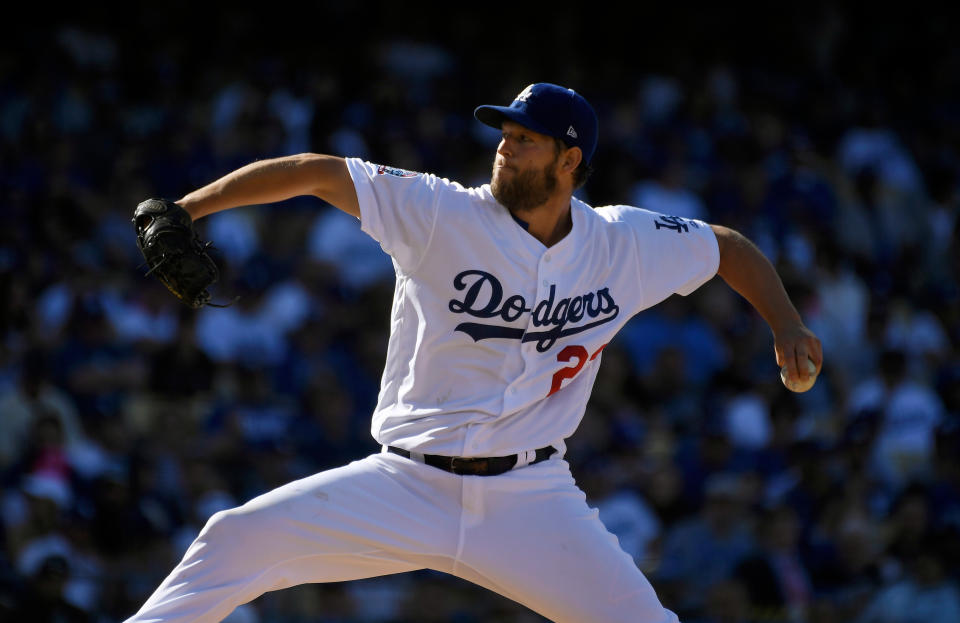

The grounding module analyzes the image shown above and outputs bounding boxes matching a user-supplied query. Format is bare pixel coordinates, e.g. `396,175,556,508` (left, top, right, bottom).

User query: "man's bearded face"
490,151,559,214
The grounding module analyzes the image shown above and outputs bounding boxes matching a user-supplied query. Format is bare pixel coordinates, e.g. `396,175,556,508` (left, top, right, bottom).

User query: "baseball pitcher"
127,83,822,623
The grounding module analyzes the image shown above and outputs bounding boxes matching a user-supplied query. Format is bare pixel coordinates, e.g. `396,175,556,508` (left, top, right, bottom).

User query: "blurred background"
2,3,959,622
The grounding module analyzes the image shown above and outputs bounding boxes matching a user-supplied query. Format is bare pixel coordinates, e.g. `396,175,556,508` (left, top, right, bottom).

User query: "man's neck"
511,195,574,247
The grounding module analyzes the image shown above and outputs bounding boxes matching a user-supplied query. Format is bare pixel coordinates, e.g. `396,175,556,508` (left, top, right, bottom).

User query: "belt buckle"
451,457,488,475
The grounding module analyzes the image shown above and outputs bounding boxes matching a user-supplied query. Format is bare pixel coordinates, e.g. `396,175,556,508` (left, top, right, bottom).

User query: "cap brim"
474,105,557,139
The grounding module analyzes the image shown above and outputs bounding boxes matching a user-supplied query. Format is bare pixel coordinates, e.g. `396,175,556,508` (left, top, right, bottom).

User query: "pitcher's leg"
454,461,678,623
126,453,460,623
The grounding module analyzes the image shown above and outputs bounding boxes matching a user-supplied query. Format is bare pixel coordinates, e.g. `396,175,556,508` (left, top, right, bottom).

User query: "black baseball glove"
132,198,221,309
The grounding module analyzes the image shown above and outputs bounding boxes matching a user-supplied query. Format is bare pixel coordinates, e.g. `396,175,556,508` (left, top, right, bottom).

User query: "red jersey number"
546,343,607,397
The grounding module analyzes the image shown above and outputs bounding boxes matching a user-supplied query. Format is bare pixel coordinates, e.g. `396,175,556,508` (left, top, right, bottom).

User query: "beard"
490,157,558,214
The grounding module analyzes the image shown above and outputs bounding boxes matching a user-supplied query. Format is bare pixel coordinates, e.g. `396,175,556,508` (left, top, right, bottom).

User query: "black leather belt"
387,445,557,476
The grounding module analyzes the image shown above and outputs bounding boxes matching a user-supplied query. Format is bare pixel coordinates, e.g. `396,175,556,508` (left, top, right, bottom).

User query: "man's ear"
562,146,583,174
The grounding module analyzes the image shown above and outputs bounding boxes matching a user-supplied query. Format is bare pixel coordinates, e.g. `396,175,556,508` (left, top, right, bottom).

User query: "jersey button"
544,254,551,263
542,279,548,287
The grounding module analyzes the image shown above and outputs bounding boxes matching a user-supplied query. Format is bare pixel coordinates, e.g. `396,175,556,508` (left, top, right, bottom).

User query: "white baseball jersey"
126,158,715,623
347,158,720,458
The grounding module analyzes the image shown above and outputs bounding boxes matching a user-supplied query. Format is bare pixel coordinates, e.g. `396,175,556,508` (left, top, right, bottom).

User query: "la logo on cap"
515,84,535,103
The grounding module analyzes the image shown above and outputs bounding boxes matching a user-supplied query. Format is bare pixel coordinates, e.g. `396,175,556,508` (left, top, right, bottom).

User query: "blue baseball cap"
475,83,599,164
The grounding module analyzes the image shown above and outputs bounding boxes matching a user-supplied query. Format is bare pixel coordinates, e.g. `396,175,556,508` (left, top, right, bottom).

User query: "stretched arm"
710,224,823,386
177,153,360,220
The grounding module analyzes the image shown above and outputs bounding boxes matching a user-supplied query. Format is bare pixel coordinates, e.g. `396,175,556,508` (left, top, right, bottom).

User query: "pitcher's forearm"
710,224,802,335
710,223,821,381
177,154,358,220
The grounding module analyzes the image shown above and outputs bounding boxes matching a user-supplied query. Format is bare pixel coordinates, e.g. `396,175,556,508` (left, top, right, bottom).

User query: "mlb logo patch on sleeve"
377,165,419,178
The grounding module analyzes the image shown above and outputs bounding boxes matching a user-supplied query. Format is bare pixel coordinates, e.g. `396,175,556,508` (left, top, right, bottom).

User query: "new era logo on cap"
474,83,599,164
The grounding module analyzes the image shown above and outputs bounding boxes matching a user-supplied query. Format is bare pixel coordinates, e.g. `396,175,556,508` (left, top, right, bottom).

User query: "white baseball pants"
125,451,678,623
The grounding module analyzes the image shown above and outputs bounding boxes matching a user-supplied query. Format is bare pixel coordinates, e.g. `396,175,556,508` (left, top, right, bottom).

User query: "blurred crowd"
2,6,959,623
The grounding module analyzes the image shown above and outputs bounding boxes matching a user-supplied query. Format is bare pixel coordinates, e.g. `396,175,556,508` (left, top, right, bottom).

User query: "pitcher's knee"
199,506,252,542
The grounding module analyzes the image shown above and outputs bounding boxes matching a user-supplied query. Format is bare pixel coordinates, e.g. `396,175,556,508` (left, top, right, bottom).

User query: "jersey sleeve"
345,158,441,273
612,206,720,310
